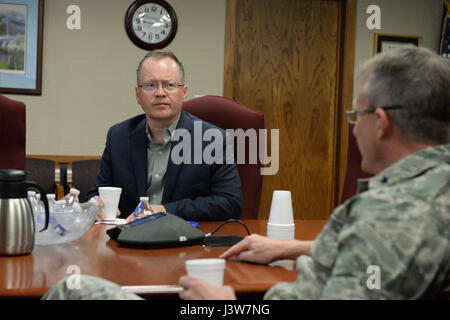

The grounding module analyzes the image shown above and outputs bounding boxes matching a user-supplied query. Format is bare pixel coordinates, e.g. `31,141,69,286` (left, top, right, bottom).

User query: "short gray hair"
136,51,185,86
358,46,450,144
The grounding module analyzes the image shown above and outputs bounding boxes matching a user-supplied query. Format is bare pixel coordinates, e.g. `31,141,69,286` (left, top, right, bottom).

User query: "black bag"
107,213,205,249
106,213,249,249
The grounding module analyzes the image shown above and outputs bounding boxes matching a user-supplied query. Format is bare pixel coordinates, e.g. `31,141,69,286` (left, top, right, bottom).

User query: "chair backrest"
183,95,264,219
340,124,372,204
0,95,26,170
25,157,60,196
68,159,102,202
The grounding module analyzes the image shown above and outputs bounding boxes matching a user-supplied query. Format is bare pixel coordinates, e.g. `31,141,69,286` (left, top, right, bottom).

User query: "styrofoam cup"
268,190,294,225
98,187,122,221
267,222,295,241
185,258,226,287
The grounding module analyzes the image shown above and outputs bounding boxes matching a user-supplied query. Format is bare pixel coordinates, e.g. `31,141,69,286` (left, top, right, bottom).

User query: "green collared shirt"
265,144,450,300
145,115,180,204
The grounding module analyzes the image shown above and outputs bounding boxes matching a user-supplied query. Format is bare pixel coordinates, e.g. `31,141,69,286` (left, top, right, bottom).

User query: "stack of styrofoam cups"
267,190,295,240
185,258,226,287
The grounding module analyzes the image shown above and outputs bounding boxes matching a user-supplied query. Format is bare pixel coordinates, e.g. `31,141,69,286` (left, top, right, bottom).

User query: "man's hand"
150,204,166,214
219,234,288,264
220,234,313,264
125,204,166,222
94,196,121,222
178,276,236,300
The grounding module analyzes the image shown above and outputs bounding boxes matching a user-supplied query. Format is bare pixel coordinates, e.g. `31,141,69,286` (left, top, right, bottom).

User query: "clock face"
125,0,178,50
132,3,172,44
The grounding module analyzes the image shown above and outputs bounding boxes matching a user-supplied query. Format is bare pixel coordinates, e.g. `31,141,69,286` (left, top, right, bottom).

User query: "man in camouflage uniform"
179,46,450,300
43,46,449,300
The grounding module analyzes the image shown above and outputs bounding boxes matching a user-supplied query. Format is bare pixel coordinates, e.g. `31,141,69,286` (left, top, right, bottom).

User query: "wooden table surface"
0,219,327,299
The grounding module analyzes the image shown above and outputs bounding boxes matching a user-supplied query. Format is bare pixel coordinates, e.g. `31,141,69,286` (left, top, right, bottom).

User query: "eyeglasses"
138,82,184,92
345,105,402,124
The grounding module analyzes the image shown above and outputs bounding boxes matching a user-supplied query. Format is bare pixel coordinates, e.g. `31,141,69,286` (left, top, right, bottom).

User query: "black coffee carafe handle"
26,182,50,232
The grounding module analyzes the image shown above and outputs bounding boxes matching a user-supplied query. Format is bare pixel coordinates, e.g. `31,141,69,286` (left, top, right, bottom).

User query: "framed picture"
0,0,44,95
374,33,422,55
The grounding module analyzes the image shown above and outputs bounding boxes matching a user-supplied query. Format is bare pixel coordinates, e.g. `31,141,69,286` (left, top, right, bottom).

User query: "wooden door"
224,0,356,219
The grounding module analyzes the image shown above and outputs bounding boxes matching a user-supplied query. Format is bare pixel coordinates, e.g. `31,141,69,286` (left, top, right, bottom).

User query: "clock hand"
151,21,165,27
139,18,166,27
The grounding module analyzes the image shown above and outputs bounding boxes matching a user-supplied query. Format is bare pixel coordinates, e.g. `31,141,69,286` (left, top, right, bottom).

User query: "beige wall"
6,0,226,155
5,0,443,155
354,0,443,90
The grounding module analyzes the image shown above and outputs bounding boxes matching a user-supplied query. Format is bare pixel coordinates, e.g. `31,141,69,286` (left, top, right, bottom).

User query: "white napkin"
121,285,183,294
95,218,128,225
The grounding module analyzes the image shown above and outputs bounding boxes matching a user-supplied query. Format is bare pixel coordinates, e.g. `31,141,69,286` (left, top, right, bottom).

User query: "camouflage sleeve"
264,255,327,300
264,205,348,300
320,213,449,299
42,275,143,300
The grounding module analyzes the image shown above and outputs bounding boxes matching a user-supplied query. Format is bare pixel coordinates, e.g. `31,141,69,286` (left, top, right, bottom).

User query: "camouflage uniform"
42,275,143,300
265,144,450,299
43,144,450,300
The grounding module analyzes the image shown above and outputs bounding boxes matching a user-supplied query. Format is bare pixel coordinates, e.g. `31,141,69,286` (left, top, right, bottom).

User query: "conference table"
0,219,327,299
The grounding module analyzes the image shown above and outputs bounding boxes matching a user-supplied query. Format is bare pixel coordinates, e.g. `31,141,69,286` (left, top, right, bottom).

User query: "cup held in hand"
185,258,226,287
98,187,122,221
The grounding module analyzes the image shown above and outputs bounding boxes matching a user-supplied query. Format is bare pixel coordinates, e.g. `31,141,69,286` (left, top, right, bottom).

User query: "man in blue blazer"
88,51,242,221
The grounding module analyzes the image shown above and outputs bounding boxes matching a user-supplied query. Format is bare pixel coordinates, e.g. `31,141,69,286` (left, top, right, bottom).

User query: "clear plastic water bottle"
34,193,49,228
30,191,41,225
35,192,100,246
46,193,66,237
46,193,57,227
35,193,44,213
133,196,153,219
28,190,37,212
60,188,82,213
80,197,101,213
27,190,36,201
66,188,81,210
35,193,65,244
46,193,56,213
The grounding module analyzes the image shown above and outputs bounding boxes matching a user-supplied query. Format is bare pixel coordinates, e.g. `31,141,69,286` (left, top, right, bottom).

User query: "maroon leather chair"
183,95,264,219
0,95,26,170
340,124,372,204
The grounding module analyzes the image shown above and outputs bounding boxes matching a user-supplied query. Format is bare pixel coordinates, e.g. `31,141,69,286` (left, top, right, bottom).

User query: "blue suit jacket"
88,111,242,221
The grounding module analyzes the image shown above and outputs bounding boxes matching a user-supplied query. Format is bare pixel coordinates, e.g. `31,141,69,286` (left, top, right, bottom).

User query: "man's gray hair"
358,46,450,144
136,51,185,86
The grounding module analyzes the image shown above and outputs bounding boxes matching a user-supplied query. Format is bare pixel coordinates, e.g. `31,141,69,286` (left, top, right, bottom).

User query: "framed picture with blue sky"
0,0,44,95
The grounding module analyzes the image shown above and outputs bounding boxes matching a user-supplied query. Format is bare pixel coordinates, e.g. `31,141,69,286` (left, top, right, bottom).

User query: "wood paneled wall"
224,0,356,219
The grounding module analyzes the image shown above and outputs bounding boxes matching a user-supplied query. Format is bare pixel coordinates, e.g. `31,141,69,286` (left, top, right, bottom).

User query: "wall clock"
125,0,178,50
